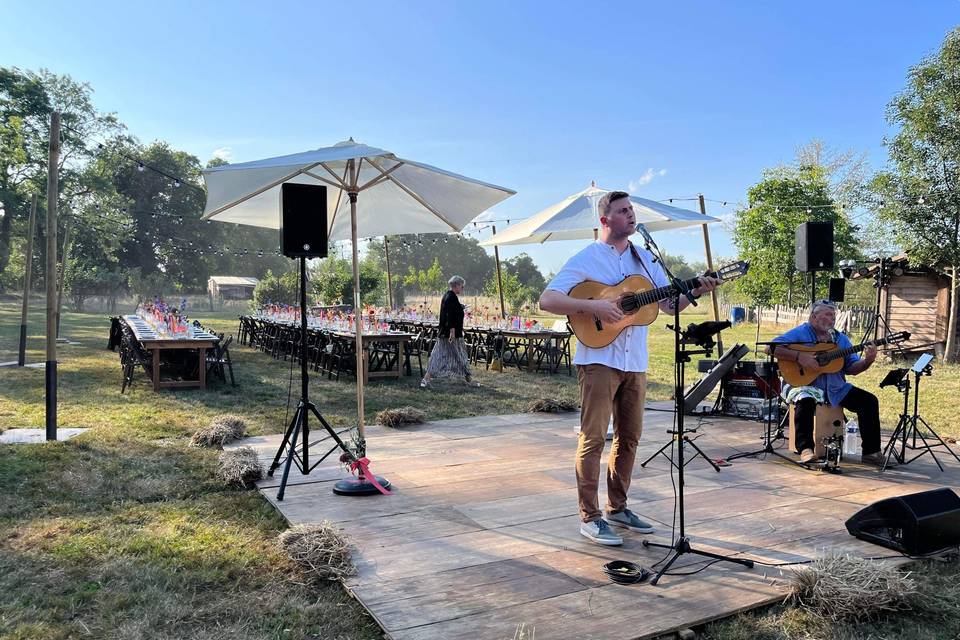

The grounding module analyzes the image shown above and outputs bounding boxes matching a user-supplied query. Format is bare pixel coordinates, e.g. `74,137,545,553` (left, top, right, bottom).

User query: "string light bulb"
137,162,145,172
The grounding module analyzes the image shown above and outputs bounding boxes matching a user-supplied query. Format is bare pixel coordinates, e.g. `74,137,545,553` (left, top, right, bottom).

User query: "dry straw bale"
278,523,356,581
527,397,578,413
191,414,248,448
790,554,917,621
375,406,426,428
216,447,264,488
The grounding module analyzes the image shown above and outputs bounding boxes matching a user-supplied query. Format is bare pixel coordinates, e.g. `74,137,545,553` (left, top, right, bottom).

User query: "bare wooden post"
17,194,38,366
45,112,60,441
698,195,723,354
55,216,72,340
384,236,393,309
492,224,506,318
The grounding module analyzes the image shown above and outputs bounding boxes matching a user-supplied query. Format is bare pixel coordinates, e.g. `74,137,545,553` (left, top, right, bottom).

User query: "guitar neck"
821,337,888,362
633,276,708,308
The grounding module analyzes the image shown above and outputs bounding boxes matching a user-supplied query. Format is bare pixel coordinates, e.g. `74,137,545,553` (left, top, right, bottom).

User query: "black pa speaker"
828,277,846,303
280,183,328,258
795,221,834,272
845,488,960,555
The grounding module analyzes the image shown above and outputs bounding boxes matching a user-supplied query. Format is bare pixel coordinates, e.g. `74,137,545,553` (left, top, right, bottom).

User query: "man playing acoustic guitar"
770,299,888,466
539,191,720,546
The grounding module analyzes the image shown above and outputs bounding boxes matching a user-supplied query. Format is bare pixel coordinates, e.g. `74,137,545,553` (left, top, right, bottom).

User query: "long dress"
424,290,472,381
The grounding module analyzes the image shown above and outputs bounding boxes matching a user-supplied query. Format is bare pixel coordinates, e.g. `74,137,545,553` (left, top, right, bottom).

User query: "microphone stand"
636,231,754,585
724,342,810,470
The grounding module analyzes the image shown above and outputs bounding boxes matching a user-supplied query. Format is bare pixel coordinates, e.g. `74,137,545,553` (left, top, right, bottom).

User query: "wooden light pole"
698,194,723,354
45,112,60,441
491,224,506,318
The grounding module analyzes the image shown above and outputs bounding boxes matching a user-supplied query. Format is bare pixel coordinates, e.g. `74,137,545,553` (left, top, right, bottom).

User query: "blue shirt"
772,322,860,405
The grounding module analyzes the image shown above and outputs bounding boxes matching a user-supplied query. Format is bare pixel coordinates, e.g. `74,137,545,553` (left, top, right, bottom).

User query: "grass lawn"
1,299,958,639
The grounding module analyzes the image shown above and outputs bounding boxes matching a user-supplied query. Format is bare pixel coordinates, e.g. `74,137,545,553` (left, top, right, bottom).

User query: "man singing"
539,191,720,546
770,299,887,466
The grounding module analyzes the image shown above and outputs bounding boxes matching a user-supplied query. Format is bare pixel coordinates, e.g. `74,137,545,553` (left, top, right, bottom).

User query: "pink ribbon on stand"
349,457,392,495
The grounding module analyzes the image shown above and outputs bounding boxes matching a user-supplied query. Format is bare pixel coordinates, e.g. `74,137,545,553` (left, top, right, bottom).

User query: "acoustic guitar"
566,261,750,349
777,331,911,387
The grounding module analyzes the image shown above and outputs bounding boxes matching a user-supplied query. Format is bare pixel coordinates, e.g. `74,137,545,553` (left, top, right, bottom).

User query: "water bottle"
843,420,860,456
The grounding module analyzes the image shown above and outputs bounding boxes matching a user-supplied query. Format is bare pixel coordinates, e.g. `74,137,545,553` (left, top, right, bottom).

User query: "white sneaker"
579,518,623,546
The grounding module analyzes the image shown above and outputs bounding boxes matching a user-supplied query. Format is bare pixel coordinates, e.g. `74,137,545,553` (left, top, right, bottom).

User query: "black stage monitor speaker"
845,488,960,555
795,221,834,272
281,183,328,258
828,277,846,303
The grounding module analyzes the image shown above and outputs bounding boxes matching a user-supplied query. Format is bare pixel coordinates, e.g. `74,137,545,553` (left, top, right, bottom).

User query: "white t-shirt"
546,240,669,373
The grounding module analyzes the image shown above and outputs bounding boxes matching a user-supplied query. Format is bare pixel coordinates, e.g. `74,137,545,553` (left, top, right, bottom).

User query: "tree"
253,269,299,307
503,252,546,292
310,255,383,306
871,28,960,362
484,270,534,315
367,233,494,296
732,165,860,307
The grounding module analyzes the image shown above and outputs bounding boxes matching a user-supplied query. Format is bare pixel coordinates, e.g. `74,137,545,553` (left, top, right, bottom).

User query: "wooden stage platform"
230,406,960,640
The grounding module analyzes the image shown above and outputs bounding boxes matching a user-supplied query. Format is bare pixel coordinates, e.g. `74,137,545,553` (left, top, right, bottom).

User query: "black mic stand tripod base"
636,243,754,586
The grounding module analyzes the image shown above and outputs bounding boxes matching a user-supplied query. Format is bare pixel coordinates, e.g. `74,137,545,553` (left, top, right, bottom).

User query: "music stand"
881,354,960,471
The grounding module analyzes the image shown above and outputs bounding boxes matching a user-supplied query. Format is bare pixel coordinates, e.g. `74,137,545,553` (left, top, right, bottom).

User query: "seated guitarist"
539,190,720,546
770,300,888,466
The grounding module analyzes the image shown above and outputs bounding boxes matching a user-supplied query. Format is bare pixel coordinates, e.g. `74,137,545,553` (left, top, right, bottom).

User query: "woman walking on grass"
421,276,477,388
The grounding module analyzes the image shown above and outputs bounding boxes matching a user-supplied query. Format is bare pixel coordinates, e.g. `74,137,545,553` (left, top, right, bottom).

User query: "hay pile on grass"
790,554,917,621
278,523,356,581
527,397,578,413
191,414,247,448
375,406,426,428
216,447,263,488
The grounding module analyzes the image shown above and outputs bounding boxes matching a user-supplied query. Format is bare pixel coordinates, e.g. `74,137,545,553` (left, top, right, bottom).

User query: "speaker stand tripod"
881,357,960,472
266,256,390,500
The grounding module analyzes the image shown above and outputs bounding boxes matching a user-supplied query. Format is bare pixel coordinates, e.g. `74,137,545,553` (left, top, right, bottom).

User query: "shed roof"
208,276,259,286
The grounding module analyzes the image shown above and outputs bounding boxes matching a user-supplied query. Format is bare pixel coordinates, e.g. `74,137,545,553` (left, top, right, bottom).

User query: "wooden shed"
853,255,958,357
207,276,259,301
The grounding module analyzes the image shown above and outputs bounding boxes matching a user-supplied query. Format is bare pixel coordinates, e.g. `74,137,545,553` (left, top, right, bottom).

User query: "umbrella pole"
697,194,723,354
349,191,366,441
331,187,391,497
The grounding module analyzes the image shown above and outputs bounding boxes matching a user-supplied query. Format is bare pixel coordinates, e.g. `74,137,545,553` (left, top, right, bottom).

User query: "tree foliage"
732,165,860,307
367,233,494,298
870,28,960,361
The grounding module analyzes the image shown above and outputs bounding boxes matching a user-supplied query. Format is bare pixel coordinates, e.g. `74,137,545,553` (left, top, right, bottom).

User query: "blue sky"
2,1,957,274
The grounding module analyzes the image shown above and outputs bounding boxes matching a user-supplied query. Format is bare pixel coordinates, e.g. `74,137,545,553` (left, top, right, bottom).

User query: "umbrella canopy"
202,139,514,239
201,139,515,439
479,184,718,246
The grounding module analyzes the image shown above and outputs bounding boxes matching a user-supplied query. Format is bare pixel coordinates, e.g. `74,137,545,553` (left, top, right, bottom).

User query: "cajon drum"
789,403,845,457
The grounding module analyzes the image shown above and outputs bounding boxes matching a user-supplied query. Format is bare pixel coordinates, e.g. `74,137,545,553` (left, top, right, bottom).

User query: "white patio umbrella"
202,139,515,438
479,183,719,246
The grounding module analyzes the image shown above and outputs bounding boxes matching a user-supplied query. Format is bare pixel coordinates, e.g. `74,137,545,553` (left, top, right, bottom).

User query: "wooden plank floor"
229,406,960,640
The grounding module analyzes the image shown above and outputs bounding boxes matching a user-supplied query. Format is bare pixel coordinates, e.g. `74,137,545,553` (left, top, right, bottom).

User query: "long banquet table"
239,316,415,384
122,315,220,391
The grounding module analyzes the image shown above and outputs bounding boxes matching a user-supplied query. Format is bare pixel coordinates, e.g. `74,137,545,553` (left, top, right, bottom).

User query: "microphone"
634,222,655,246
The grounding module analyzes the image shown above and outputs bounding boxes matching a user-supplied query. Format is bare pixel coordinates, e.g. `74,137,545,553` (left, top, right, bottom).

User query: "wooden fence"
720,303,876,332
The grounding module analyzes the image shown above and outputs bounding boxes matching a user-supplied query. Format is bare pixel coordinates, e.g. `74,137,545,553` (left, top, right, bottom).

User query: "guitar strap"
628,241,659,284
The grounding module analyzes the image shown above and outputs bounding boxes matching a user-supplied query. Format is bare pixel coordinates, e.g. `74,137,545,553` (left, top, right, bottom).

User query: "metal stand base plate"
333,476,392,496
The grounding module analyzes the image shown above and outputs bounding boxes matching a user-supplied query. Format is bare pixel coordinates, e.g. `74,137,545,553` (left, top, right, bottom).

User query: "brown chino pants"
576,364,647,523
